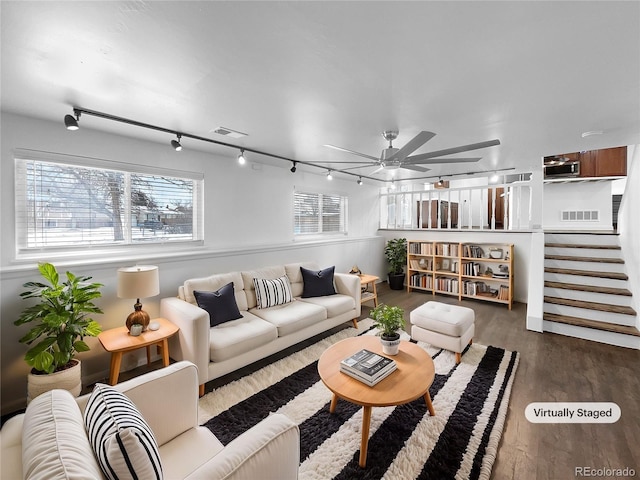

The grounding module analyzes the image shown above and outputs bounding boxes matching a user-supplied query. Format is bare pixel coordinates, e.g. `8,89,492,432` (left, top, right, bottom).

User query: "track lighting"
64,110,80,130
389,181,396,190
357,177,363,185
62,106,383,184
437,177,444,187
238,149,246,165
171,134,182,151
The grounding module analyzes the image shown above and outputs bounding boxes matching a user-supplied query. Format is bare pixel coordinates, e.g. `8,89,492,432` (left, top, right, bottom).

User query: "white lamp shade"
117,265,160,299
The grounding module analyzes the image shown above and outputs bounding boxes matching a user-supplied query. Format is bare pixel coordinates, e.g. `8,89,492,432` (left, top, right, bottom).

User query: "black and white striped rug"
199,319,519,480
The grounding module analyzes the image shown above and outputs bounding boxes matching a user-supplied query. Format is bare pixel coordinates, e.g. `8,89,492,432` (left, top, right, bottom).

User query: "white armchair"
1,361,300,480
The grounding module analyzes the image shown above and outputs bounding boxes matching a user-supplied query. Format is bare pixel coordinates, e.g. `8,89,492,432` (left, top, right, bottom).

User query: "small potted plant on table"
370,303,405,355
14,262,103,403
384,238,407,290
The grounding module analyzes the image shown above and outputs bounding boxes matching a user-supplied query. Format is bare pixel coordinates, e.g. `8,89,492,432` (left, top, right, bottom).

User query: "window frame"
14,149,204,259
293,188,348,237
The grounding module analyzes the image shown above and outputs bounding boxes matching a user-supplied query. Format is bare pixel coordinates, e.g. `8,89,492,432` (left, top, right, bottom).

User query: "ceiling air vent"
211,127,248,139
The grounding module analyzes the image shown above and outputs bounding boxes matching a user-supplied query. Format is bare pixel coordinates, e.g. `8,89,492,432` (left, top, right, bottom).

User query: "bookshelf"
407,241,514,309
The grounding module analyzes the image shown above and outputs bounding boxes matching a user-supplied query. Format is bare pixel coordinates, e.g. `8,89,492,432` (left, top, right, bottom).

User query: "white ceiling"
2,1,639,183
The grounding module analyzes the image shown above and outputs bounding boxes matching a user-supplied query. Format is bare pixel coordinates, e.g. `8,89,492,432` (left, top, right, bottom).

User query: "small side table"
98,317,179,385
358,274,379,307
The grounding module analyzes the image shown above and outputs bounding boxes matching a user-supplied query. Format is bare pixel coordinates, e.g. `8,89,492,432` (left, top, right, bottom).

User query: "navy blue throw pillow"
194,282,242,327
301,266,336,298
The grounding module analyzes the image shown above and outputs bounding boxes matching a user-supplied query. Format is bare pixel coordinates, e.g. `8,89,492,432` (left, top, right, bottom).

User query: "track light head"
171,134,182,151
290,161,297,173
64,110,80,130
357,177,363,185
238,149,246,165
326,170,333,180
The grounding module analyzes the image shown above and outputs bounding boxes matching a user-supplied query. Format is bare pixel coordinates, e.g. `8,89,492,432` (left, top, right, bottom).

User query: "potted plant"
384,238,407,290
14,262,103,402
370,303,405,355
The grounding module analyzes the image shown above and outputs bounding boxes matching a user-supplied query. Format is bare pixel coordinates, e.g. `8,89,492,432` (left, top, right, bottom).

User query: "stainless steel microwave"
544,161,580,178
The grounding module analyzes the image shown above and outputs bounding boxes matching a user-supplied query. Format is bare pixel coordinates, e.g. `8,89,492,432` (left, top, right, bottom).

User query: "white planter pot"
27,360,82,404
380,336,401,356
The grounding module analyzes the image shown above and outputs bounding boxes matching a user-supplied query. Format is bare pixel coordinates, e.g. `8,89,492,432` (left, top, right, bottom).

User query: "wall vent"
211,127,248,138
561,210,599,221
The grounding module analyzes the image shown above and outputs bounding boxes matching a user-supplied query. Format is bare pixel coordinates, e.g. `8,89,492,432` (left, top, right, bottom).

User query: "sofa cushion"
84,383,163,480
183,271,248,311
251,301,327,336
301,266,336,298
241,265,287,309
298,293,356,318
194,282,243,327
253,275,294,309
210,312,278,362
22,389,103,480
284,262,319,297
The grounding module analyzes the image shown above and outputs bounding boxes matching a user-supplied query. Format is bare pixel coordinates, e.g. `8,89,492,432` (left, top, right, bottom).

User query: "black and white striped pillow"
84,383,163,480
253,275,293,309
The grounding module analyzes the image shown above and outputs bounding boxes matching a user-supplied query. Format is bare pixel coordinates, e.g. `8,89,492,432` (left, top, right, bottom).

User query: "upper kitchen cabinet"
544,146,627,179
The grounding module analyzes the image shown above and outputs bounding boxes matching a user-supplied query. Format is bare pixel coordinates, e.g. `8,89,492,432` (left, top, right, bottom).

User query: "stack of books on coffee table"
340,348,397,386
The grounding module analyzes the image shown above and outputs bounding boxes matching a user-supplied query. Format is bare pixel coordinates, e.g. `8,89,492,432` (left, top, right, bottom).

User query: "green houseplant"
370,303,405,355
384,238,407,290
15,262,103,401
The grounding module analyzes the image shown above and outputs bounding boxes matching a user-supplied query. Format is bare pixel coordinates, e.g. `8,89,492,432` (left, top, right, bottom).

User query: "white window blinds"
15,155,202,252
294,190,347,235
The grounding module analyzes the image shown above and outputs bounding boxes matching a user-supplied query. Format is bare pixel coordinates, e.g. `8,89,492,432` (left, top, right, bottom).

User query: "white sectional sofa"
160,262,361,393
0,361,300,480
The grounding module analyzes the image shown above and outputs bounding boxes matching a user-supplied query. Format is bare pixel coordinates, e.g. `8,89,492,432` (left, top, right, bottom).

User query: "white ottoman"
410,301,475,363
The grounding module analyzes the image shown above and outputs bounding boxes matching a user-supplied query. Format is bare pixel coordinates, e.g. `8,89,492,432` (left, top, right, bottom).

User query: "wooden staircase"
543,233,640,348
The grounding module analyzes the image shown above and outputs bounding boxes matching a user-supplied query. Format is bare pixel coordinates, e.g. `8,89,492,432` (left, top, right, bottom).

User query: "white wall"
543,181,613,230
0,112,384,414
618,145,640,325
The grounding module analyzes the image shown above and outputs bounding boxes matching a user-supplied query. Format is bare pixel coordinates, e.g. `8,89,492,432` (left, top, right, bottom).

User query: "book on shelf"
340,349,397,384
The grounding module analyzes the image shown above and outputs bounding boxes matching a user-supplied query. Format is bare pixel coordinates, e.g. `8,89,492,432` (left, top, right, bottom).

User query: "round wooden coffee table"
318,335,435,468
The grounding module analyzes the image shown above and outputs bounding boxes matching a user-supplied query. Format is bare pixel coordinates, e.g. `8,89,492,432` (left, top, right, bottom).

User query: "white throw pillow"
22,389,103,480
253,275,293,309
84,383,163,480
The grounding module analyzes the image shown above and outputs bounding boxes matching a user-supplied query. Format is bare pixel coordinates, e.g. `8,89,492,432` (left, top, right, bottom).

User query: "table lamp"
117,265,160,332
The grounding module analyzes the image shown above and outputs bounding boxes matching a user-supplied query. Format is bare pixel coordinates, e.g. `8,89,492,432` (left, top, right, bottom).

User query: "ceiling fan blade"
370,165,385,175
403,157,482,165
406,139,500,162
388,131,436,162
316,161,378,164
400,164,431,172
323,144,379,161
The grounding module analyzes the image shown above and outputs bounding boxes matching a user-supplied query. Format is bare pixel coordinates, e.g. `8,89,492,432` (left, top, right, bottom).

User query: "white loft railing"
379,181,533,231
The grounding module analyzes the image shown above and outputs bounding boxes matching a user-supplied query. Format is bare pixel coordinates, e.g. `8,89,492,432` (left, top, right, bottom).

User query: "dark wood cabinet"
578,146,626,177
595,146,627,176
579,151,596,177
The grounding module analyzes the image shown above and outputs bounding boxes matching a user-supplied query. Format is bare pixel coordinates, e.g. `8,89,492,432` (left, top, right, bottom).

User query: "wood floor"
21,283,638,479
375,283,640,480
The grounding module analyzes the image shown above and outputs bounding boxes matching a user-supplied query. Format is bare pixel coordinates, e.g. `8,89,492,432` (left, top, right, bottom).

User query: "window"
15,152,203,254
294,190,347,235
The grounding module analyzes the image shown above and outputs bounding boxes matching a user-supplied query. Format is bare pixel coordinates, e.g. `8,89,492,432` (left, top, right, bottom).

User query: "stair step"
544,267,628,281
544,254,624,264
544,296,637,316
544,281,632,296
543,313,640,337
545,243,621,250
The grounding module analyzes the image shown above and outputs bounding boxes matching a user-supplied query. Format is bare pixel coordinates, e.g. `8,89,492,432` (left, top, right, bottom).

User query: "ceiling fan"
324,130,500,175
